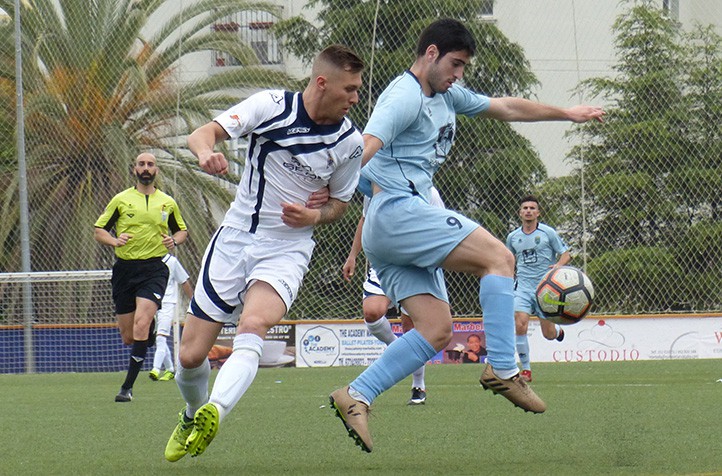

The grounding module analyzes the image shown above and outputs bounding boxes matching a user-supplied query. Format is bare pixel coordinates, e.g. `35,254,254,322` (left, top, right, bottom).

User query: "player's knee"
362,300,387,323
498,248,515,275
363,308,385,323
178,349,205,369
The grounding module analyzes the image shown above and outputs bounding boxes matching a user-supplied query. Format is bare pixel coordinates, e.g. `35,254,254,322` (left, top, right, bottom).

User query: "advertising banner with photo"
204,315,722,370
294,320,489,368
527,315,722,362
209,323,296,369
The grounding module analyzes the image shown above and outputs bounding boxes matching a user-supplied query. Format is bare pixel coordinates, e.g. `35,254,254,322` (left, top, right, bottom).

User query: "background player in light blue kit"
506,196,570,383
329,18,604,453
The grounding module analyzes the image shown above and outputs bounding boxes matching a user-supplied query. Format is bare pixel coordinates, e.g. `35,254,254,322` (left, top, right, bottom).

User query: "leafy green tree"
0,0,295,274
566,0,722,312
276,1,546,316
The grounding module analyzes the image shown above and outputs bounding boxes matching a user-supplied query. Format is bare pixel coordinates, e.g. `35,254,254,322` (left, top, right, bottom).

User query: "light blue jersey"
359,71,490,303
348,68,520,405
360,71,490,202
506,223,568,292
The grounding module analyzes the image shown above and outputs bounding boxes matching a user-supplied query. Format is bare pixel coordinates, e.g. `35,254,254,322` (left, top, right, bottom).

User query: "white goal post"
0,270,183,374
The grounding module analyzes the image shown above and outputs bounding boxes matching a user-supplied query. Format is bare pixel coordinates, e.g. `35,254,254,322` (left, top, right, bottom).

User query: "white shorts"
362,266,385,298
363,266,409,314
156,303,177,336
189,226,314,325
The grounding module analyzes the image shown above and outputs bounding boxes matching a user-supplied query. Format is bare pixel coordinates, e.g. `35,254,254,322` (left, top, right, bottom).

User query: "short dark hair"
415,19,476,58
520,195,539,206
317,44,365,74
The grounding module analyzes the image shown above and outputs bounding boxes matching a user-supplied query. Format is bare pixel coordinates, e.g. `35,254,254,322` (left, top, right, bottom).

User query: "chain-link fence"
1,0,721,327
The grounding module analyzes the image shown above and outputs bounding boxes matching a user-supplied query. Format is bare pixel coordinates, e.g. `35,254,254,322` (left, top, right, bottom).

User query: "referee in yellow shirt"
94,153,188,402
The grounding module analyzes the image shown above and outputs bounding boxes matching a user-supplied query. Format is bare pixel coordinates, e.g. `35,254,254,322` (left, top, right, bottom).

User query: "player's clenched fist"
281,202,320,228
199,151,229,175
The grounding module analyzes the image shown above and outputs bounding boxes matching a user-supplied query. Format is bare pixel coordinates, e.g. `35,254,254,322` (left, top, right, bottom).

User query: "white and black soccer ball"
536,266,594,325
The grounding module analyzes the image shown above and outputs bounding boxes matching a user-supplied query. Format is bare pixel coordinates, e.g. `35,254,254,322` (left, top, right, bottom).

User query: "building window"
212,11,280,68
480,0,494,18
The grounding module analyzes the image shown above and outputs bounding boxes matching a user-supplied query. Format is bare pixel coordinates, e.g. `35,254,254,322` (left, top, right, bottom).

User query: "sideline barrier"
3,314,721,373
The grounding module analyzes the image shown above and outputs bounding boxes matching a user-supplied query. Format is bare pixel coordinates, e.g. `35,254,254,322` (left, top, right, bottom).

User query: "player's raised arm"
188,122,231,175
484,97,605,123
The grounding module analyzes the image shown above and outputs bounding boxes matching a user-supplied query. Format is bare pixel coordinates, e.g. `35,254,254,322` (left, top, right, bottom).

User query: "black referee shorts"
111,257,170,315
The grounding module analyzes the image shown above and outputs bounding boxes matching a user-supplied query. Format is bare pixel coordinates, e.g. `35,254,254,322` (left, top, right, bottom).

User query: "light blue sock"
350,329,436,404
516,334,531,371
479,275,517,374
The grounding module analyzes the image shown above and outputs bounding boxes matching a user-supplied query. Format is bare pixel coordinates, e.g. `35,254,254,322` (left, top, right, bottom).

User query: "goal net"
0,270,178,374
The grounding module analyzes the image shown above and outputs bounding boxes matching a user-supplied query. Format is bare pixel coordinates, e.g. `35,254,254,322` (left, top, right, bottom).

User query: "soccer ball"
535,266,594,325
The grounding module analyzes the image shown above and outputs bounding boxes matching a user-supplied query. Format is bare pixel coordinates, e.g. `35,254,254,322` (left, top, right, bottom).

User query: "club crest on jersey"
283,157,320,182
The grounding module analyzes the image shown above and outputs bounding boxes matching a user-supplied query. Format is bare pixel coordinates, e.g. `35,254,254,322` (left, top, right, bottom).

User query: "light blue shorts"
514,286,543,318
361,192,478,304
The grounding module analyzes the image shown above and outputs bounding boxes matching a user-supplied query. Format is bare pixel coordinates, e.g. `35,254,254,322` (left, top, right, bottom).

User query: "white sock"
209,333,263,422
153,335,168,371
495,367,520,380
365,316,397,345
176,358,210,419
411,364,426,389
162,338,174,372
348,386,371,406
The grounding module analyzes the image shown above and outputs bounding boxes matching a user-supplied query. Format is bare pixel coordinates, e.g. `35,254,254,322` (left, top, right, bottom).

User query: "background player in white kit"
149,254,193,382
342,187,445,405
164,44,365,462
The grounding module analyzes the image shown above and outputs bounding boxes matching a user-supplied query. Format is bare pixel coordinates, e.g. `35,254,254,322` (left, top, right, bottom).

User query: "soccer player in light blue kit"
506,196,570,383
329,19,604,453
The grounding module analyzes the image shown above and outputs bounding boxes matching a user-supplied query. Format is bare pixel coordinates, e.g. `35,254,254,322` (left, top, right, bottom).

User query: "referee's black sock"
122,339,149,390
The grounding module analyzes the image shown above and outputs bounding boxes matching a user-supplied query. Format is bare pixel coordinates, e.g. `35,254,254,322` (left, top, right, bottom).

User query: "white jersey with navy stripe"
161,254,190,305
214,90,363,239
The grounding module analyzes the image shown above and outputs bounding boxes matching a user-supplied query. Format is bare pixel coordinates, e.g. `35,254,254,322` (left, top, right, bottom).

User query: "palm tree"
0,0,297,274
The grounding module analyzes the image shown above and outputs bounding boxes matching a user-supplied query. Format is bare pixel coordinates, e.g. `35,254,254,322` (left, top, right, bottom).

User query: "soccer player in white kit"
164,45,365,462
149,254,193,382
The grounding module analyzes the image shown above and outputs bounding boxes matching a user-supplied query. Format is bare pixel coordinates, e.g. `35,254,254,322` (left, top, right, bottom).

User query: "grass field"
3,359,721,475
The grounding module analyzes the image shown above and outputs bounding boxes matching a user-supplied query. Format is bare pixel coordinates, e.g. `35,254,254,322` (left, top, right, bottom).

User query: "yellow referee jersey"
94,187,187,261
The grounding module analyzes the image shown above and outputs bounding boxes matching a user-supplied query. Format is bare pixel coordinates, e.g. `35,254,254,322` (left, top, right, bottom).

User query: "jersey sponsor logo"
522,249,538,264
282,157,320,182
434,123,455,159
287,127,311,135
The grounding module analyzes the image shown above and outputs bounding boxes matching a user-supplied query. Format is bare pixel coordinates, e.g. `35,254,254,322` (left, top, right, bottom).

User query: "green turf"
2,360,720,475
